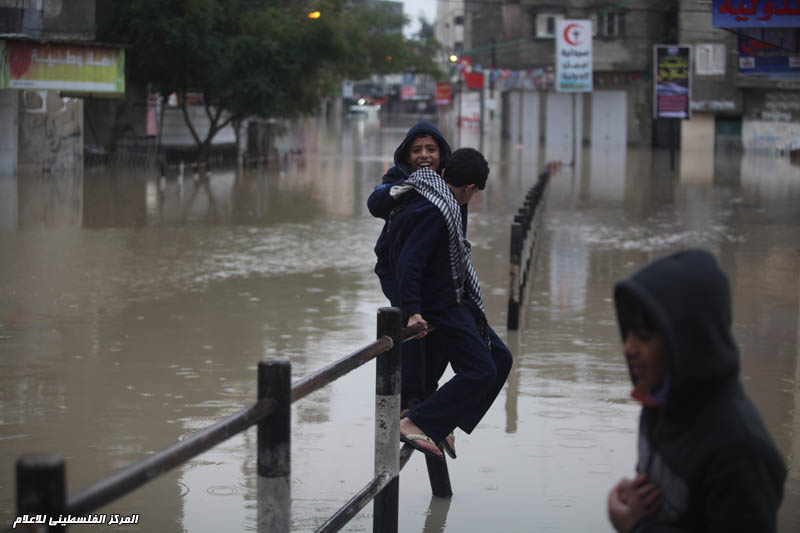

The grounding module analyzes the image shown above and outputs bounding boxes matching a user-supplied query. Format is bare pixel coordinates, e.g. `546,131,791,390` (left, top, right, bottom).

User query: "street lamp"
307,10,321,19
449,54,458,63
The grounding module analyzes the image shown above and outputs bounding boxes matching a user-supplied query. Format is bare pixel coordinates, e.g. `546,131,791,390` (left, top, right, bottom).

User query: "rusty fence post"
373,307,402,533
257,359,291,533
16,453,66,532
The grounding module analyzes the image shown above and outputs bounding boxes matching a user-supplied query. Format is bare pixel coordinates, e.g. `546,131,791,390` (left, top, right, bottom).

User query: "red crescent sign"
563,23,581,46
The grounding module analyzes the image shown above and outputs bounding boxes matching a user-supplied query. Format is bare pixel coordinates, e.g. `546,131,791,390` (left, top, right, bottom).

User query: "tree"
105,0,444,162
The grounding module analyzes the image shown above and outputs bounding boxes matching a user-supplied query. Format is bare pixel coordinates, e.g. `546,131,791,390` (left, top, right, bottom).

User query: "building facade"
446,0,800,153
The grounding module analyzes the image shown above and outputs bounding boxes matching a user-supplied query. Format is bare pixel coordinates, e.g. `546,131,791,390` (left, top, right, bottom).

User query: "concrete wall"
84,82,149,149
17,90,83,229
0,91,19,231
680,113,715,184
679,0,742,115
160,106,237,147
0,90,18,176
0,0,96,39
464,0,678,146
742,120,800,154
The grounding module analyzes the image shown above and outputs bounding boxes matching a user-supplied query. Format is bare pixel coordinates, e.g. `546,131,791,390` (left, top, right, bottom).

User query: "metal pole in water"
508,221,523,330
16,453,66,532
373,307,402,533
257,359,291,533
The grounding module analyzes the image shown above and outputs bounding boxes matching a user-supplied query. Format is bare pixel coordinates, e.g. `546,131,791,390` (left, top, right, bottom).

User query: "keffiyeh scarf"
390,167,486,318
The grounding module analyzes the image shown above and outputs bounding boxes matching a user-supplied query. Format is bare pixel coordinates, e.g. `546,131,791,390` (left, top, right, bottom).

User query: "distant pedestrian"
607,249,786,532
387,147,512,459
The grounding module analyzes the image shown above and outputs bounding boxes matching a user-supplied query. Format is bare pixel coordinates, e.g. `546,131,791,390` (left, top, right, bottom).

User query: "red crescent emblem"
563,23,581,46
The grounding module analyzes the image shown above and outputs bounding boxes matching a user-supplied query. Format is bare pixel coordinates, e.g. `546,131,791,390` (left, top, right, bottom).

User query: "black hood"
614,249,740,415
393,121,451,177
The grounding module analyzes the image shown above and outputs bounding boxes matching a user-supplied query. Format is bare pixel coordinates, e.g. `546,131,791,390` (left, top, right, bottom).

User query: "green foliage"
106,0,444,128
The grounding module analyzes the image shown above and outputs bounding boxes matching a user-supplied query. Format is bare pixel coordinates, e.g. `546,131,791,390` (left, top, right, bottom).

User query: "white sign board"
555,19,593,92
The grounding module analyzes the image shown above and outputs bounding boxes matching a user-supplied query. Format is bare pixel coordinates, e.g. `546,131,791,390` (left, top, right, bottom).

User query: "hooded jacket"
614,249,786,533
367,121,456,283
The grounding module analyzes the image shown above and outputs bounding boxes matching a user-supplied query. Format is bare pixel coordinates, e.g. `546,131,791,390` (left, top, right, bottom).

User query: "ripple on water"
207,484,245,496
536,410,574,419
558,438,599,449
546,497,578,508
177,480,190,497
588,464,613,474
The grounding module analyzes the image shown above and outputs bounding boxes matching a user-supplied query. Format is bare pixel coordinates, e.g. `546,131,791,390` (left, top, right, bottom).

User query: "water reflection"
1,117,799,532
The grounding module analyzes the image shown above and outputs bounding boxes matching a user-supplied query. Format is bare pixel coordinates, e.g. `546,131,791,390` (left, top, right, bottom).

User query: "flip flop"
439,433,456,459
401,433,444,460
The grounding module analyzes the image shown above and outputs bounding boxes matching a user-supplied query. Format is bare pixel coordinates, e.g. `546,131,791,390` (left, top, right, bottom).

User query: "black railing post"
373,307,402,533
16,453,66,531
425,455,453,497
257,359,291,533
508,221,523,330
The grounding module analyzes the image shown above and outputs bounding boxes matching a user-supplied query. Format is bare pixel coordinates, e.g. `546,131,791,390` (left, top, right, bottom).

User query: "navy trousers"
408,302,513,444
380,277,446,410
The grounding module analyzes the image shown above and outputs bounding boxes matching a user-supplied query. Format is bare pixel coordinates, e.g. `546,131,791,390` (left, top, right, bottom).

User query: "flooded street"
1,116,799,532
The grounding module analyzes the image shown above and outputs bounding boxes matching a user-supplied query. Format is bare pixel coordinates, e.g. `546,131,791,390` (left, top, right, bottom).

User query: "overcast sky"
402,0,436,37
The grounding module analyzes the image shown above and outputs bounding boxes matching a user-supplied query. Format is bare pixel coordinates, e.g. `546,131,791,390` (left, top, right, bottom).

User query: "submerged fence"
507,161,560,330
10,307,450,533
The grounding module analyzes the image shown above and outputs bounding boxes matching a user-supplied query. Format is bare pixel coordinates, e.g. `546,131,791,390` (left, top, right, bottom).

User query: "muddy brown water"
1,117,798,532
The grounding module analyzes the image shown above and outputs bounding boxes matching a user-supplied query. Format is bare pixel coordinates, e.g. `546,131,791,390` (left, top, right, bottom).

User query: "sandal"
401,432,444,460
439,433,456,459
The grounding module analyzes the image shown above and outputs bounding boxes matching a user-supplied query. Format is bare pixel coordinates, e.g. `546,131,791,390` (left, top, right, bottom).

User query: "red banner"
435,82,451,106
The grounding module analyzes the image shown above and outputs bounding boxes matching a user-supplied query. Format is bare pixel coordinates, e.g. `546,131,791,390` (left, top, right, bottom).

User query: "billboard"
0,40,125,94
738,35,800,75
435,82,452,106
713,0,800,28
555,19,593,92
654,45,691,119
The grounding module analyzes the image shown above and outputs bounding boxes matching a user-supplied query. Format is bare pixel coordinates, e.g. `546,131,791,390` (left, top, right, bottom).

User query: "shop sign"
654,45,691,119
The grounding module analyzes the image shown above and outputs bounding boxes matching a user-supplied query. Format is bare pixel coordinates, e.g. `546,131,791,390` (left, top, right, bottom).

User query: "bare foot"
399,417,442,458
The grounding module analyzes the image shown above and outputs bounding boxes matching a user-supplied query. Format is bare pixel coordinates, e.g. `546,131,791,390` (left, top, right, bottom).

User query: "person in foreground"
387,147,513,459
367,121,460,437
607,249,786,532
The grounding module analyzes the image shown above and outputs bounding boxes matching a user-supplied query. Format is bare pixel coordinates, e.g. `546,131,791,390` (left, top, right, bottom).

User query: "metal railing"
507,161,560,330
10,307,451,533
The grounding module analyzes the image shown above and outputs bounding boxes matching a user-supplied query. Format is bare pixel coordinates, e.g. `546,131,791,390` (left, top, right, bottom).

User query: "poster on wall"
555,19,593,92
0,40,125,94
654,45,692,119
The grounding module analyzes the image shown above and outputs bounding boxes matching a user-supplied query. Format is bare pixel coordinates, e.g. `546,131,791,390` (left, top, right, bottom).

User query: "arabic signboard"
555,19,593,92
654,45,692,119
0,40,125,94
435,82,452,106
738,35,800,74
713,0,800,28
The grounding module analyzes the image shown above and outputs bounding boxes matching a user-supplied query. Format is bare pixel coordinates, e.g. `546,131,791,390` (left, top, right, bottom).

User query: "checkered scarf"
391,167,486,316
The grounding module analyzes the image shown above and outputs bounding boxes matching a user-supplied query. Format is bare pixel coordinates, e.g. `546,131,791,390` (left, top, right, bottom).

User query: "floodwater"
1,115,799,533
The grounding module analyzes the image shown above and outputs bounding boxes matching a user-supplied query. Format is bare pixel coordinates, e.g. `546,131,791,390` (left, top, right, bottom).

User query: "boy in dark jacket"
367,121,458,416
387,148,513,459
607,249,786,532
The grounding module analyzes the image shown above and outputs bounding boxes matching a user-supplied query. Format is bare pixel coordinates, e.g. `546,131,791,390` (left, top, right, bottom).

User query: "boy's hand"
407,314,428,337
607,474,662,532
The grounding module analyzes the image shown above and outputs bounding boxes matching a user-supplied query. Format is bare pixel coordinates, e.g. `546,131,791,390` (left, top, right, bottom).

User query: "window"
592,12,625,37
454,15,464,25
535,13,564,38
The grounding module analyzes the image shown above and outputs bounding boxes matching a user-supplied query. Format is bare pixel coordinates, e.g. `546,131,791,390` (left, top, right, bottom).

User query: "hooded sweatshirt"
613,249,786,533
367,121,456,283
